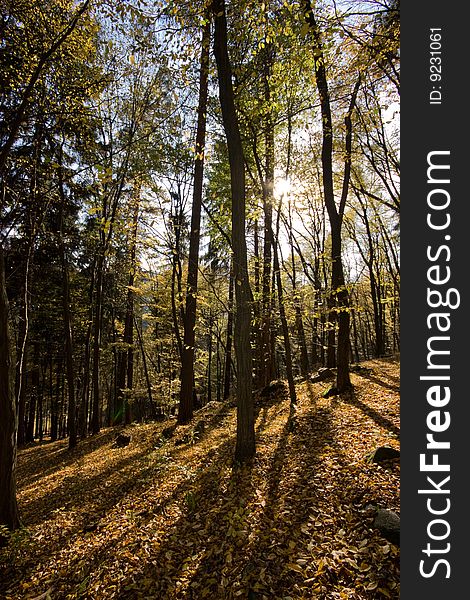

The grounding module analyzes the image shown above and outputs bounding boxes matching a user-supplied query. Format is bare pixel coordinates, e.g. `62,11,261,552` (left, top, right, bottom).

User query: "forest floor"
0,358,400,600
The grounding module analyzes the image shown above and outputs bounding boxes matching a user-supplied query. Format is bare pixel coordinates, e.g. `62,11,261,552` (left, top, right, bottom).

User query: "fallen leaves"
0,358,400,599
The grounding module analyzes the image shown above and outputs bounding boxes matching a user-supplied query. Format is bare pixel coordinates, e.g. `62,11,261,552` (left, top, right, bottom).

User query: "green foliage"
1,0,399,455
0,525,32,563
184,490,198,514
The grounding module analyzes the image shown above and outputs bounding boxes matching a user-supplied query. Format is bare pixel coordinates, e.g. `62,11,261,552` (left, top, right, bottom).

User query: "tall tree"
0,0,95,534
303,0,360,392
57,146,77,449
0,246,21,536
178,19,211,425
213,0,255,461
0,0,91,173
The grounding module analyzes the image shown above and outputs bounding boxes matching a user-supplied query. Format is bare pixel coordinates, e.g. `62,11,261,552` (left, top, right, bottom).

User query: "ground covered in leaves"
0,358,400,599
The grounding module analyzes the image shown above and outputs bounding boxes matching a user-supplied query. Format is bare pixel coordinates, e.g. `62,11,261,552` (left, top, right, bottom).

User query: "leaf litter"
0,358,399,599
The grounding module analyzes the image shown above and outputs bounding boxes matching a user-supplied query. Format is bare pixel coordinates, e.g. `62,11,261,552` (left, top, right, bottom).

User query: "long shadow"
21,402,237,529
103,396,289,598
19,444,157,527
18,400,234,490
165,402,237,451
152,390,398,598
356,371,400,393
181,417,296,597
3,429,239,597
232,397,399,596
255,392,289,434
8,380,400,599
17,428,120,487
29,433,240,600
112,395,334,599
342,389,401,438
219,404,335,596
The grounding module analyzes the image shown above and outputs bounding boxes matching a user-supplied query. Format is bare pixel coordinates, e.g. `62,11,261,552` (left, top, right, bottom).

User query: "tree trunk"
125,197,139,425
178,20,210,424
207,311,213,404
223,265,234,401
288,220,310,377
79,261,94,438
26,344,39,443
351,307,361,363
58,158,77,449
62,259,76,448
261,178,274,386
272,213,297,422
91,254,104,434
213,0,255,461
0,245,21,535
252,219,262,386
260,47,275,387
304,0,357,392
134,315,157,419
216,335,221,402
362,206,385,357
50,354,58,441
115,186,140,425
15,247,33,447
79,319,92,437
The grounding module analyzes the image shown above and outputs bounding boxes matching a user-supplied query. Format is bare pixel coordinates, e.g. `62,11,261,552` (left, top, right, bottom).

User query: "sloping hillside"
1,359,400,599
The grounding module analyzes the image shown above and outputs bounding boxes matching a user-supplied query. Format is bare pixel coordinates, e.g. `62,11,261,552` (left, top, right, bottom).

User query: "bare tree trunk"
91,253,104,434
178,20,210,424
261,179,274,385
303,1,359,392
0,245,21,536
79,260,94,438
170,247,183,363
26,343,40,443
223,265,234,401
272,212,297,423
213,0,255,461
58,156,77,449
134,315,157,420
260,46,275,387
207,310,213,404
216,334,221,402
115,186,140,425
125,197,139,425
351,307,361,363
252,219,262,386
49,353,58,441
15,247,33,447
287,205,310,378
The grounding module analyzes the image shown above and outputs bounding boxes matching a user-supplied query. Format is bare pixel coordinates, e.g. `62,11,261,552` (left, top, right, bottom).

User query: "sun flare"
274,177,292,199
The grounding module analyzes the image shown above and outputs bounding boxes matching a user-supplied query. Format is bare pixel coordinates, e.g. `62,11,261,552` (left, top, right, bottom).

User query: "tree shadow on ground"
17,401,233,492
111,396,335,599
342,389,400,438
17,428,121,487
17,401,234,525
356,371,400,393
8,377,399,599
3,402,240,595
19,443,157,527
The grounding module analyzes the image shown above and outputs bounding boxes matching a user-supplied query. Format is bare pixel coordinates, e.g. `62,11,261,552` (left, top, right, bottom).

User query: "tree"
57,147,77,448
0,0,91,173
0,246,21,537
0,0,96,535
212,0,255,461
303,0,361,393
178,18,211,425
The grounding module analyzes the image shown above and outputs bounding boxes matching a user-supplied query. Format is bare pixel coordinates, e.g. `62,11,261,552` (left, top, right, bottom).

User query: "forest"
0,0,400,598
